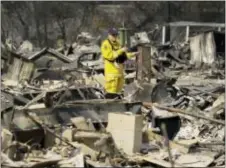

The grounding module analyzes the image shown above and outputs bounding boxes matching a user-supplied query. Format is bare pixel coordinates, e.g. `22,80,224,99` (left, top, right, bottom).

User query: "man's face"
108,34,118,42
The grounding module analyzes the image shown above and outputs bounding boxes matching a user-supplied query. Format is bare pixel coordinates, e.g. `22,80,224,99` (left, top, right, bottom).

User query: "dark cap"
108,28,118,36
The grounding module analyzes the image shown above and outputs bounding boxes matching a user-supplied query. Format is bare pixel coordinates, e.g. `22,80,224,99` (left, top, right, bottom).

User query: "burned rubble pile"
1,30,225,168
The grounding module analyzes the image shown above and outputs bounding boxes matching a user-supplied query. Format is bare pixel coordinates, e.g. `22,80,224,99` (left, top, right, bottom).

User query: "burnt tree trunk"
33,2,42,47
44,18,48,46
57,20,66,42
14,8,30,40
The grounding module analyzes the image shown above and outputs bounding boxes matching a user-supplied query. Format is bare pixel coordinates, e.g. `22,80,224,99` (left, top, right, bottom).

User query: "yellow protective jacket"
101,38,134,94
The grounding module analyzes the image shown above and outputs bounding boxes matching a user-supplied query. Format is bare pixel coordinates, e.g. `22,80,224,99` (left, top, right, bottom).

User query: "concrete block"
107,113,143,155
107,112,143,131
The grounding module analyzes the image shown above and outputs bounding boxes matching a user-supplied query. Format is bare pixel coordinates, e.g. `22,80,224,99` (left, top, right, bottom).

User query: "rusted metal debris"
143,102,225,125
1,30,225,167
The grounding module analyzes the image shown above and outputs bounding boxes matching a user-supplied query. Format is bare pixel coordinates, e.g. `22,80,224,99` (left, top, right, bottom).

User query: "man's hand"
132,51,140,56
121,46,128,52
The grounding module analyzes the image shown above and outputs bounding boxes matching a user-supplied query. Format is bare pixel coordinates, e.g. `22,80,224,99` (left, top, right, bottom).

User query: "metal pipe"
185,26,190,42
162,26,166,44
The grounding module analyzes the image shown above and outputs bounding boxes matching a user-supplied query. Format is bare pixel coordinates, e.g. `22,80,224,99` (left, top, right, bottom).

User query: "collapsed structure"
1,26,225,167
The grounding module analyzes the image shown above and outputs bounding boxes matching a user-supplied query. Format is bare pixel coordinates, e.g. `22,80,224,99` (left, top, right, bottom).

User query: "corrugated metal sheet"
204,32,216,64
34,53,63,68
190,32,216,67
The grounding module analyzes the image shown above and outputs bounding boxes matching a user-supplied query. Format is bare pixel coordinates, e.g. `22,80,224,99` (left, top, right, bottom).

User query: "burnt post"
136,45,152,82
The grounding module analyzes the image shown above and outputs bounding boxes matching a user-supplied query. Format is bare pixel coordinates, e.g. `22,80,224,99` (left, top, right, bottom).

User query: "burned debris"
1,24,225,168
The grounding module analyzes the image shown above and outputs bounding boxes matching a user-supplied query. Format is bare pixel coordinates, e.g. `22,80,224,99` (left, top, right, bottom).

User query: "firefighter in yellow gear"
101,28,138,99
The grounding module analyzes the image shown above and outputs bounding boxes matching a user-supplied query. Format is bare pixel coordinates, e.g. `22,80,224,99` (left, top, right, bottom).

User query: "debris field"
1,30,225,168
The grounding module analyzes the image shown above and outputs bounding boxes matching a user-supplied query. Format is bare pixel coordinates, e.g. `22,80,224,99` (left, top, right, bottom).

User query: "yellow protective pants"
105,75,124,94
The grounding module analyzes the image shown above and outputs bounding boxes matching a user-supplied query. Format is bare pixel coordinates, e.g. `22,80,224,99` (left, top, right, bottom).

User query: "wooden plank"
174,139,198,148
73,131,106,140
136,155,183,167
85,159,111,167
6,57,22,81
175,154,214,167
19,62,35,82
